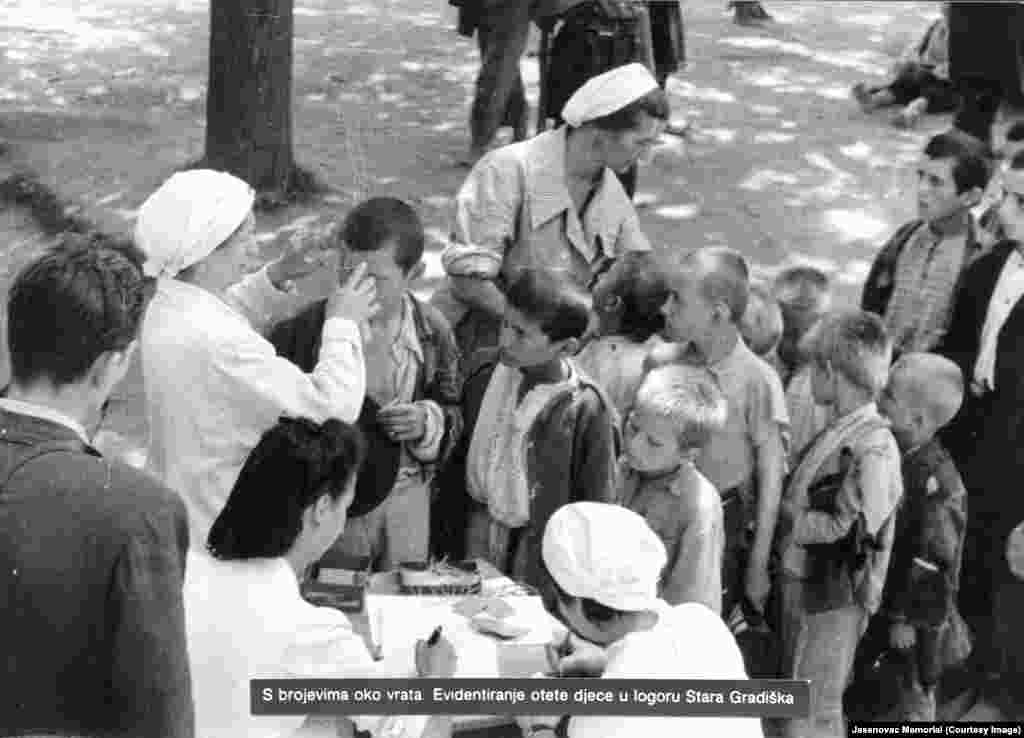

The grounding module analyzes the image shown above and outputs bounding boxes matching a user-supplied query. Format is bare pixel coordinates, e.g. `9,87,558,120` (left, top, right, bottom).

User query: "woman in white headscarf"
431,62,668,373
137,169,378,548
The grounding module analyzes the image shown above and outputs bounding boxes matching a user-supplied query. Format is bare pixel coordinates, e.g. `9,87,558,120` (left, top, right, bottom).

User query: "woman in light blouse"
431,62,667,373
184,417,456,738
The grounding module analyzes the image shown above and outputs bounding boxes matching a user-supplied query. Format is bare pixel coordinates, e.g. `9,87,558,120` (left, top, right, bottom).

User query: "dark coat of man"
0,409,193,738
936,240,1024,655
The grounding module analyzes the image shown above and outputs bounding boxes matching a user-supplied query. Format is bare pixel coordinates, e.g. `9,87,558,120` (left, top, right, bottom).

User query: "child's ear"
560,337,581,357
407,261,426,282
961,186,983,210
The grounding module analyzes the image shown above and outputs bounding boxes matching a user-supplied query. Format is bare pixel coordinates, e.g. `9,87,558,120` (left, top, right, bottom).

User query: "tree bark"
205,0,295,195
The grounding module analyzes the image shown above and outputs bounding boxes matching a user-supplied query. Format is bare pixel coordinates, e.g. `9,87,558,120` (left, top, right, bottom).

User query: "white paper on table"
365,595,560,678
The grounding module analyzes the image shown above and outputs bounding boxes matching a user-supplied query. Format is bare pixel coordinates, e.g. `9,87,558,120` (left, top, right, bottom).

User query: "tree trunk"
205,0,294,196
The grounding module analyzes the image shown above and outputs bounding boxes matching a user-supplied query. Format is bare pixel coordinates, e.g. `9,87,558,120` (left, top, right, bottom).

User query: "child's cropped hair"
773,266,832,314
341,196,425,273
634,365,728,452
685,247,750,323
808,310,892,396
741,284,783,355
594,251,668,341
890,352,964,430
506,269,592,342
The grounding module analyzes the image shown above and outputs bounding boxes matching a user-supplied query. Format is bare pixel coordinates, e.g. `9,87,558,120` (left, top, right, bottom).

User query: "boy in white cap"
518,501,764,738
137,169,378,547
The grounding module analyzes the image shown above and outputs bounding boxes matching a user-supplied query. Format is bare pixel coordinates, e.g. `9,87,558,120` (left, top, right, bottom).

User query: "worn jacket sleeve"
109,490,194,738
861,221,921,317
570,388,620,505
419,304,465,468
211,316,366,428
793,445,894,545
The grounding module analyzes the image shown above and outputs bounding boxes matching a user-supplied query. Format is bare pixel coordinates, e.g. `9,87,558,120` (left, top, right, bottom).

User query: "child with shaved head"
653,246,790,622
866,352,968,721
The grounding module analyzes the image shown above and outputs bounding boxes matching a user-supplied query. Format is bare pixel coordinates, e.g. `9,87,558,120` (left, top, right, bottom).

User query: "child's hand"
745,566,772,613
889,622,916,650
547,633,607,677
377,402,427,442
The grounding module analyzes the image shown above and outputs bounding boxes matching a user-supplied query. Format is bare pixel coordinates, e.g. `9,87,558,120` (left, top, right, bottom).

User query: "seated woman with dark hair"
184,417,456,738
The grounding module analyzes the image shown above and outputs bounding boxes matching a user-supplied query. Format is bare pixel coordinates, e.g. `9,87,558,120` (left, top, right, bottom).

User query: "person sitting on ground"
861,131,992,356
775,310,903,738
462,270,620,590
0,239,193,738
649,247,790,621
137,170,378,549
620,365,728,612
856,352,968,722
516,501,764,738
269,197,462,572
574,250,668,418
740,283,783,359
852,5,957,129
773,266,834,465
185,417,457,738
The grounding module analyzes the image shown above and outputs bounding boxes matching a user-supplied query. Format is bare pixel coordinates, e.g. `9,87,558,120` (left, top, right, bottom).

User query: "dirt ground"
0,0,983,487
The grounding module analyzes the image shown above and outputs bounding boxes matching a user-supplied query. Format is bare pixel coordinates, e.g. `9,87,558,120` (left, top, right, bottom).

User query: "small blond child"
775,310,903,738
740,284,783,358
619,364,728,613
773,266,834,465
868,353,967,721
651,246,790,620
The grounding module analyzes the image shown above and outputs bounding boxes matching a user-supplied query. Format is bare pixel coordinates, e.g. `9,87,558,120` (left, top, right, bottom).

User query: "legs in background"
467,3,532,166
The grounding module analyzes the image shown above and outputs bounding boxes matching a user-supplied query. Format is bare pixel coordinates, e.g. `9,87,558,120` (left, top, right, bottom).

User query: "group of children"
267,192,978,735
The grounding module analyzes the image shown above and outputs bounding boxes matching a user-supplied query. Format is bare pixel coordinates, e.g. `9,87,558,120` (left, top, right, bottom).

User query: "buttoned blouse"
435,127,650,325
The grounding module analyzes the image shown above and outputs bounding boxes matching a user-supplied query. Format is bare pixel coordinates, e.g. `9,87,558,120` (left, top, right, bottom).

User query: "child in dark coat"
869,352,969,721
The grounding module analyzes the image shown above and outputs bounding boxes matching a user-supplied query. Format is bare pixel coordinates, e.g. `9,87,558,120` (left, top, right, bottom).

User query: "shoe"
892,99,927,128
851,83,875,112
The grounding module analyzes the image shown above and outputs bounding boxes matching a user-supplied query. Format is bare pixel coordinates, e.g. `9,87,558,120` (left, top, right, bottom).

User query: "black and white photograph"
2,1,1024,737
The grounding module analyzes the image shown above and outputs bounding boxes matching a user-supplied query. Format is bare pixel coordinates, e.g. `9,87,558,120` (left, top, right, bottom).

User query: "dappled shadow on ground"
0,0,1010,454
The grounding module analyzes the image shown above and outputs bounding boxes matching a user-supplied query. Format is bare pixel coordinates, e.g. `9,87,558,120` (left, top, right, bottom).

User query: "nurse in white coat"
137,169,378,547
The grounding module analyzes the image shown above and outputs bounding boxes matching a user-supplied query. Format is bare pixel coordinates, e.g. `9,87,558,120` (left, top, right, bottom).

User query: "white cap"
135,169,255,279
542,502,666,611
561,63,660,128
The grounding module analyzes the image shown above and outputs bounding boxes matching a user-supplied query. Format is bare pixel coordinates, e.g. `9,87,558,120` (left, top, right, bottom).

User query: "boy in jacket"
462,269,620,589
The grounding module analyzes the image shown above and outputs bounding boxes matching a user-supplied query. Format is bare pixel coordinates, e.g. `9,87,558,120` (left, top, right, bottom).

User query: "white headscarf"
135,170,255,279
561,63,660,128
542,501,666,612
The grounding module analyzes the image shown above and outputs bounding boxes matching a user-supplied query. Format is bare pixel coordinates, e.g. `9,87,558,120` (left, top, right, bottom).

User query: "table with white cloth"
346,560,560,738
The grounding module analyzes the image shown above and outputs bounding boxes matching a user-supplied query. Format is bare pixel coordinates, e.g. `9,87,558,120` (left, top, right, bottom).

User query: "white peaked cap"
542,501,666,611
561,62,659,127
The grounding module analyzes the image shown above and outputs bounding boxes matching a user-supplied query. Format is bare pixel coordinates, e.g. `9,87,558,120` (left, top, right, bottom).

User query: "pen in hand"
427,626,443,647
